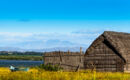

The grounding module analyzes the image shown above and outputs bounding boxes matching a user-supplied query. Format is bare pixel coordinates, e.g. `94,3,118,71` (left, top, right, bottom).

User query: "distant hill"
0,47,25,52
0,47,87,52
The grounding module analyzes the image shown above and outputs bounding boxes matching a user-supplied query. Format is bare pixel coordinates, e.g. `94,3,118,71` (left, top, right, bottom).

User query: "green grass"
0,55,42,61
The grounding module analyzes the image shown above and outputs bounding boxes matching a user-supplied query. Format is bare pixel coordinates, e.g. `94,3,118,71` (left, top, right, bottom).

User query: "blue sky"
0,0,130,50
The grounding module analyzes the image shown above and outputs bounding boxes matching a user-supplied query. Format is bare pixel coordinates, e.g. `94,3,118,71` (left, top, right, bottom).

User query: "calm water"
0,60,43,67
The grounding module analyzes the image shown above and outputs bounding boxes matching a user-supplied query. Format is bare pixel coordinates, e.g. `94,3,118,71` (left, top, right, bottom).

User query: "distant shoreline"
0,55,42,61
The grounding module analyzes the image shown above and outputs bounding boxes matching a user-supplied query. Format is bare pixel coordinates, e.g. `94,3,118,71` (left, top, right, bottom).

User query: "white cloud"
0,30,104,49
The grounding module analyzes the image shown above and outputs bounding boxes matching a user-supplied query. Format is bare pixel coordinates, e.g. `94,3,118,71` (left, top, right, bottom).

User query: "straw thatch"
43,51,84,71
84,31,130,72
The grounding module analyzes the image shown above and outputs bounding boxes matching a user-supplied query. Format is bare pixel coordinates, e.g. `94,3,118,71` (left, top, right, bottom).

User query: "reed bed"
0,68,129,80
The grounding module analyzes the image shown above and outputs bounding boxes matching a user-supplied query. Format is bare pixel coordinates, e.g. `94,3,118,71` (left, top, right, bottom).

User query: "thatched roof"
85,31,130,63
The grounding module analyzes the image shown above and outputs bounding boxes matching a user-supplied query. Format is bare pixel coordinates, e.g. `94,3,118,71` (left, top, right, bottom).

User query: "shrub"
37,64,63,71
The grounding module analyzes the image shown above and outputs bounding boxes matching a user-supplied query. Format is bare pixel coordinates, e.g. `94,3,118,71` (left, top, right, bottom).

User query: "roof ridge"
103,31,130,35
102,31,127,63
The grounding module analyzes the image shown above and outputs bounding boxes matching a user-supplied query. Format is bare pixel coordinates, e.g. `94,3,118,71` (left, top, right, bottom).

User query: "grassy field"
0,67,130,80
0,55,42,61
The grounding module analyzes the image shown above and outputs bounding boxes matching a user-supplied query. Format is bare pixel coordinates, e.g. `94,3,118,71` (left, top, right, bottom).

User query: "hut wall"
84,40,124,72
43,52,84,71
117,39,130,72
124,54,130,72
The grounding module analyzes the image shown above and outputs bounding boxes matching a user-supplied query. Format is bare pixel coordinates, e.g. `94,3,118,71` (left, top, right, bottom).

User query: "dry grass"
0,67,129,80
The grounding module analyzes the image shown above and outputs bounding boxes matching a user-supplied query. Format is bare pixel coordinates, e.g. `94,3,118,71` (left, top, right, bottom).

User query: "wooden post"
43,52,45,62
59,51,62,63
80,47,82,54
75,65,80,72
68,50,70,54
80,47,82,62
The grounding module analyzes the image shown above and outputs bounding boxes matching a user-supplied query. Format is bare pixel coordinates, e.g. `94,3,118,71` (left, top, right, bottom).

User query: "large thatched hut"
84,31,130,72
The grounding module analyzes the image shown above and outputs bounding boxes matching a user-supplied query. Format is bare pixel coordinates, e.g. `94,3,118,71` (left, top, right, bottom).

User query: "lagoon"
0,60,43,67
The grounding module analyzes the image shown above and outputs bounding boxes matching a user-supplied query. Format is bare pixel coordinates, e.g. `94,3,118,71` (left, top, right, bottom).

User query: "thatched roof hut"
43,51,84,71
84,31,130,72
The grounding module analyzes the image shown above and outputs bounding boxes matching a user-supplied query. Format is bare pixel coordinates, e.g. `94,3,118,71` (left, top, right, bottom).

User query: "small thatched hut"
84,31,130,72
43,49,84,71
